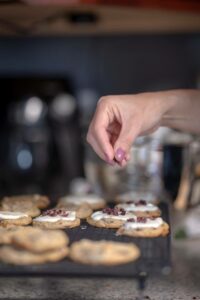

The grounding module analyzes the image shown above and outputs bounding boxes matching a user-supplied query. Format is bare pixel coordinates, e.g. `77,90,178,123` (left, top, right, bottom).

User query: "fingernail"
115,148,125,162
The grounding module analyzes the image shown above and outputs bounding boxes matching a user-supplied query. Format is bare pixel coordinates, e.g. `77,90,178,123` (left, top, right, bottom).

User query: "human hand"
87,93,172,167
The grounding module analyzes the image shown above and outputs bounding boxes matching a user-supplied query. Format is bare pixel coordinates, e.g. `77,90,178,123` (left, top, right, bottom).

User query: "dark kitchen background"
0,1,200,202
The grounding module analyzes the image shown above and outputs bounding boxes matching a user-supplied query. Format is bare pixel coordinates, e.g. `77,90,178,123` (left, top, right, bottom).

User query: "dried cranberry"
103,207,126,216
137,217,147,223
42,208,69,217
135,199,147,206
126,201,134,204
103,207,112,214
120,208,126,216
127,218,135,222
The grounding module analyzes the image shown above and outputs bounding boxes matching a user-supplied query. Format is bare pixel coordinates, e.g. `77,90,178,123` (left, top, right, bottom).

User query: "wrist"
158,90,183,127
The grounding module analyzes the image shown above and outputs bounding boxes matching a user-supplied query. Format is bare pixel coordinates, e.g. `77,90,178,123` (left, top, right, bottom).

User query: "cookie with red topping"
56,202,93,219
115,200,161,218
87,207,136,228
116,216,169,238
32,208,80,229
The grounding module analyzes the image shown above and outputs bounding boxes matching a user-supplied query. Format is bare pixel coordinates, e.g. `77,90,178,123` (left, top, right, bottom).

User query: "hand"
87,93,171,167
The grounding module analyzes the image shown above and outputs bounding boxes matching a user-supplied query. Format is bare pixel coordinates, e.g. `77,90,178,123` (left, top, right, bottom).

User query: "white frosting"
60,194,105,205
117,191,156,203
117,203,158,212
34,211,76,222
0,211,28,219
91,211,134,221
124,217,163,230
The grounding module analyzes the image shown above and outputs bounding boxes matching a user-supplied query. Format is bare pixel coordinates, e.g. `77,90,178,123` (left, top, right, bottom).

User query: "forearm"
159,89,200,134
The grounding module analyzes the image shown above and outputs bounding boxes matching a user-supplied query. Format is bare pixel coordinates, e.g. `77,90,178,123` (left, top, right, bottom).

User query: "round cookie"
0,226,26,244
56,202,92,219
0,246,69,265
58,194,106,210
87,207,136,229
69,239,140,265
1,194,50,210
115,200,161,218
33,209,80,229
116,217,169,238
0,211,32,228
115,191,159,205
12,227,69,253
1,200,40,218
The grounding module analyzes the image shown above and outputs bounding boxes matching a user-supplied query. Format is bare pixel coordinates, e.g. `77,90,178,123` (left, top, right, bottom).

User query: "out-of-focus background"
0,0,200,207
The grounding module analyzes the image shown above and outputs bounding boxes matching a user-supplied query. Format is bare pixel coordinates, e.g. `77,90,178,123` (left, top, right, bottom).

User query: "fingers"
113,121,140,163
87,100,115,164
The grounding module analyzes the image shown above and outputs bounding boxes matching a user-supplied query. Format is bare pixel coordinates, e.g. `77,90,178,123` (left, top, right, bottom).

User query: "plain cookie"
69,239,140,265
0,246,69,265
12,227,69,253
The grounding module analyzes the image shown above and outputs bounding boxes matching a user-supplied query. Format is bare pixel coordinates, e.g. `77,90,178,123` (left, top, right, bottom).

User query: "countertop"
0,212,200,300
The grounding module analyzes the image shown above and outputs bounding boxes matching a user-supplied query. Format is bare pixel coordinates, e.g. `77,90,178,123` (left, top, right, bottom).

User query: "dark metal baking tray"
0,202,171,278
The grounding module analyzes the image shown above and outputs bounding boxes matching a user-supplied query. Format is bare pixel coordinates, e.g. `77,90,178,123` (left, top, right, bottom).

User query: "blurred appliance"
0,77,84,198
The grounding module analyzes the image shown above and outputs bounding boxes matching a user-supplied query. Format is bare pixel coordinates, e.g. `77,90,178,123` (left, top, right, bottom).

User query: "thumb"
114,123,139,163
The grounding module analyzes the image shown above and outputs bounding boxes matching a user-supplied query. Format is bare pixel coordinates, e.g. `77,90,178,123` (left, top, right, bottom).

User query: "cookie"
0,246,69,265
56,202,92,219
12,227,69,253
58,194,106,210
33,209,80,229
69,239,140,265
0,211,32,228
0,226,26,244
1,200,40,218
115,200,161,218
1,194,50,210
115,191,159,205
116,216,169,238
87,207,136,229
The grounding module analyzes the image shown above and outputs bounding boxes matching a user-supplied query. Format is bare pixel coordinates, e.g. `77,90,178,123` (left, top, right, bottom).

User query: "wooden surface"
0,3,200,36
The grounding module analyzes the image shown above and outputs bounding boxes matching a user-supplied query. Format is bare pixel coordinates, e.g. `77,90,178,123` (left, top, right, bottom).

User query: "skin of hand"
87,90,200,167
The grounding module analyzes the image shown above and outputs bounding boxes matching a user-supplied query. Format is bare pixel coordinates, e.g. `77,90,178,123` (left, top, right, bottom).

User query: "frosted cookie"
33,209,80,229
1,194,50,210
0,246,69,265
116,216,169,238
115,191,158,205
69,239,140,265
56,202,92,219
0,211,32,228
12,227,69,253
87,207,136,229
1,200,40,218
58,194,106,210
115,200,161,218
0,226,26,244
